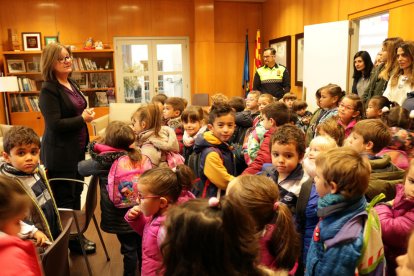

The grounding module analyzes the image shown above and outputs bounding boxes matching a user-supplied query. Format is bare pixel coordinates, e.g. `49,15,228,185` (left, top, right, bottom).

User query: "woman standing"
383,41,414,105
351,51,373,98
39,43,95,253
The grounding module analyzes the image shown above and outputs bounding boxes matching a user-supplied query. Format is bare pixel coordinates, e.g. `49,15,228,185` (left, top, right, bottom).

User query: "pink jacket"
125,213,165,276
177,189,196,204
375,184,414,271
0,233,43,276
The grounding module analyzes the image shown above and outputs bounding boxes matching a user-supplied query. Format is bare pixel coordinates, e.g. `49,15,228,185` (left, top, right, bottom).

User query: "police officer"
253,47,291,100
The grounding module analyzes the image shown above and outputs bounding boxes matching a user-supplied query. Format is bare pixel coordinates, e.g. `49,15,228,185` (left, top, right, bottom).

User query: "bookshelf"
2,49,115,136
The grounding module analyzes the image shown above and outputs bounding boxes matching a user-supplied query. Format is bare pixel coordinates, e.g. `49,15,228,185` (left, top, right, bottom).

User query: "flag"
251,29,262,89
242,32,250,94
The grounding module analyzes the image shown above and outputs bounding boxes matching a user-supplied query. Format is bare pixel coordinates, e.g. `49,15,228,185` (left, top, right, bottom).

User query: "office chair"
41,217,73,276
49,175,110,276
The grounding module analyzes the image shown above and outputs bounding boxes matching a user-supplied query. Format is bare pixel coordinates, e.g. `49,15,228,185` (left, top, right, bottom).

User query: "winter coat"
375,184,414,274
306,194,367,276
136,126,179,167
78,141,152,234
166,116,184,154
183,125,207,163
362,62,387,102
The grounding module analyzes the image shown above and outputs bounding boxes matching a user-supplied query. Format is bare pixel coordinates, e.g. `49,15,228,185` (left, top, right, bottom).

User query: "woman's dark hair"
352,51,374,79
208,102,235,124
162,198,262,276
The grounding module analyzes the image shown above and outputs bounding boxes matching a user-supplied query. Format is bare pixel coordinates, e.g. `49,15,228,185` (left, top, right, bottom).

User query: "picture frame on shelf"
295,33,304,86
44,36,58,46
26,61,40,72
8,59,26,73
90,72,112,89
22,32,42,51
95,91,109,107
71,72,89,89
269,35,291,76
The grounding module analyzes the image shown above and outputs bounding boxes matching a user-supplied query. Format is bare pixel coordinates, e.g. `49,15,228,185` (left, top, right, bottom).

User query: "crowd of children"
2,40,414,275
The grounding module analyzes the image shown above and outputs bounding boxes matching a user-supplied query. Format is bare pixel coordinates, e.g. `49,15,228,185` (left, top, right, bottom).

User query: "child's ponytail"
269,202,301,270
174,164,195,192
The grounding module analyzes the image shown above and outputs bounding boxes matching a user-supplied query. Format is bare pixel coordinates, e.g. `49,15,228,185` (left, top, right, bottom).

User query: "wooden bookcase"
2,49,115,136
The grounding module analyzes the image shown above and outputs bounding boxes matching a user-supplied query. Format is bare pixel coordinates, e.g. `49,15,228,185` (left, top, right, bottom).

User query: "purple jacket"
375,184,414,272
125,212,165,276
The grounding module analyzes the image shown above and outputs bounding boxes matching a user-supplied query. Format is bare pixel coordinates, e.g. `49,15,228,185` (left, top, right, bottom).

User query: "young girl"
375,159,414,275
161,197,277,276
132,103,180,167
365,95,392,119
226,175,300,274
181,106,207,163
125,165,195,276
396,230,414,276
78,121,152,275
337,94,363,137
0,176,42,276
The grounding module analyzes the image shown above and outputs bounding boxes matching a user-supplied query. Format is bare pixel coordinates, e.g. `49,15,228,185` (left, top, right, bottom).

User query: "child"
193,102,236,197
281,92,297,109
260,124,309,213
375,159,414,276
396,231,414,276
181,106,207,163
296,135,337,272
305,89,323,146
365,95,392,119
151,93,168,113
125,165,195,276
346,119,405,201
0,126,63,249
78,121,152,275
132,104,180,167
163,97,186,153
245,90,261,119
161,197,274,276
337,94,363,137
306,147,371,275
243,102,290,175
307,84,345,140
0,176,42,276
226,175,300,274
315,116,345,146
292,100,312,133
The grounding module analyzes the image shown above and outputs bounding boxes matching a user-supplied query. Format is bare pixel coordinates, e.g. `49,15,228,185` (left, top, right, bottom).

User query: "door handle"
155,87,158,93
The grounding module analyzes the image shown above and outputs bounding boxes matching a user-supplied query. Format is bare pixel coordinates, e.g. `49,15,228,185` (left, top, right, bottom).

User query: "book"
24,96,33,112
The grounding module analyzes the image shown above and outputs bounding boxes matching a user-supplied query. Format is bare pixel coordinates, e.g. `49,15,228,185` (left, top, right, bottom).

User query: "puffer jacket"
375,184,414,274
78,141,152,234
136,126,179,167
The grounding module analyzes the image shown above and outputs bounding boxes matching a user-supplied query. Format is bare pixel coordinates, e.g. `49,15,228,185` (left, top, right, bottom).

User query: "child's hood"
194,131,230,153
88,141,127,165
139,126,179,152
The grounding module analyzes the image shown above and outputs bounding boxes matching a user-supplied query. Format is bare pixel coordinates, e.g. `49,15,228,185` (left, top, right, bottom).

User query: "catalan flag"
251,29,262,89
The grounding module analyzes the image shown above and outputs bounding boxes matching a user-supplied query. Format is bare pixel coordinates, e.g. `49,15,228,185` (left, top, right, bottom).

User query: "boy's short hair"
259,93,275,103
3,126,40,154
151,93,168,105
317,116,345,146
316,147,370,199
247,90,261,99
309,135,337,152
209,103,235,124
352,119,391,154
292,100,308,112
270,124,306,159
282,92,297,101
228,96,246,112
288,110,298,125
165,97,186,115
210,93,229,105
261,102,289,127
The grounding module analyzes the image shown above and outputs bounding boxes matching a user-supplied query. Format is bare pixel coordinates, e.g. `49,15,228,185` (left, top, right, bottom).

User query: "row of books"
17,77,38,92
10,95,40,112
72,57,98,71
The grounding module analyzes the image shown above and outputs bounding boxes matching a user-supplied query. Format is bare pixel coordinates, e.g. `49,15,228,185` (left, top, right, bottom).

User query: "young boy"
193,102,236,198
260,124,308,213
243,102,289,175
0,126,61,247
281,92,297,109
306,147,371,275
292,100,312,133
346,119,405,201
163,96,186,153
245,90,260,119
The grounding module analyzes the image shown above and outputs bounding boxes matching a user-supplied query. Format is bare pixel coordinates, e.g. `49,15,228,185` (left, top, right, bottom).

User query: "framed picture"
26,61,40,72
71,72,89,89
22,32,42,51
90,72,113,88
269,36,291,76
295,33,304,86
7,59,26,73
44,36,58,46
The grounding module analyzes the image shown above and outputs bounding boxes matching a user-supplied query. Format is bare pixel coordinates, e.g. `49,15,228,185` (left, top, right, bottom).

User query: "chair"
41,217,73,276
49,175,110,276
90,102,142,136
0,124,13,153
192,93,210,106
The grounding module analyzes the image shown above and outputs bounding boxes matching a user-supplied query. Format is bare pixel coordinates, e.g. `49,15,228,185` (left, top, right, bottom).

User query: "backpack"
164,151,185,169
107,154,152,208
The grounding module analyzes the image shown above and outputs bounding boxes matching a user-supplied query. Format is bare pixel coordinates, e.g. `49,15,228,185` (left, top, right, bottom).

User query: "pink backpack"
107,154,152,208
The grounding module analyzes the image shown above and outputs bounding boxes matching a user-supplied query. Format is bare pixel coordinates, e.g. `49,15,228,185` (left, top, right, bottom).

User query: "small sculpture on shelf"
94,41,103,50
83,37,94,50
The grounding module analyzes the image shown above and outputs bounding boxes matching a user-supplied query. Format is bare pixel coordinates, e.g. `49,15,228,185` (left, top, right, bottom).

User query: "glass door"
114,37,190,103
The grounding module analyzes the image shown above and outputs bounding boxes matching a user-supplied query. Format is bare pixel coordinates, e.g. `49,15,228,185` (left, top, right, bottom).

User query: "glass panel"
158,74,183,97
358,13,389,63
123,76,144,103
156,44,182,72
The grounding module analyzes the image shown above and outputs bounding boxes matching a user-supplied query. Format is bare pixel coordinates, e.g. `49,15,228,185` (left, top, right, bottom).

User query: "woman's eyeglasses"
57,56,72,63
